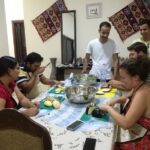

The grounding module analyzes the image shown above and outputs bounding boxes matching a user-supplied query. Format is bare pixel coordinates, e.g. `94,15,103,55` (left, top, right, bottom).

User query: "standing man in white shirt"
82,21,119,81
132,18,150,55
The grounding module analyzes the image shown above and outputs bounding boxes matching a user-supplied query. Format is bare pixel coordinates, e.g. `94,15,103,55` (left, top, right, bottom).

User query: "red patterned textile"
114,117,150,150
109,0,150,41
32,0,67,42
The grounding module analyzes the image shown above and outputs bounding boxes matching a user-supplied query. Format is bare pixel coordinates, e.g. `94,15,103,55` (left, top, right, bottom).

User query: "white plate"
101,88,111,92
96,91,104,95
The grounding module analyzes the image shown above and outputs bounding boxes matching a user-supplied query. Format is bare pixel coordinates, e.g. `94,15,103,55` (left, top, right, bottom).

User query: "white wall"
5,0,24,57
0,0,9,56
0,0,24,57
63,13,74,39
23,0,141,67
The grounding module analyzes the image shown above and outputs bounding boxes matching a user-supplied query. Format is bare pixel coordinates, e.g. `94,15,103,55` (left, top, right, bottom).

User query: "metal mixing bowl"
65,85,97,104
74,74,97,85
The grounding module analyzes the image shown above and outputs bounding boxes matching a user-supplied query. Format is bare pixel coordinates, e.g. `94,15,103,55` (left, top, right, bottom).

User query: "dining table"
31,84,121,150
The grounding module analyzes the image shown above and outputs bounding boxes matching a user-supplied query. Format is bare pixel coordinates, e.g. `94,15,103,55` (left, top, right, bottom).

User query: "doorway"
12,20,27,64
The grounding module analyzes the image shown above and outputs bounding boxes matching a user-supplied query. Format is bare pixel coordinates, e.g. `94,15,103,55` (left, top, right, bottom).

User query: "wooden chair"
0,109,52,150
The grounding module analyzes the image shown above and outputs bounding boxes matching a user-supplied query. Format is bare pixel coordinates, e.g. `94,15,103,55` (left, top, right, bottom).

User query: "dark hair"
99,21,111,30
120,56,150,81
139,18,150,28
0,56,18,76
25,52,43,64
127,42,148,55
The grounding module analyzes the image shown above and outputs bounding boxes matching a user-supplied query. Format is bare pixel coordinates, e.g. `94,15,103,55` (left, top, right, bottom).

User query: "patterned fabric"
32,0,67,42
109,0,150,41
114,117,150,150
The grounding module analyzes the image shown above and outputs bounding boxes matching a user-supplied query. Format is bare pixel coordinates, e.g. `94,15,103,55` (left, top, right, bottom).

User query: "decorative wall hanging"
109,0,150,41
32,0,67,42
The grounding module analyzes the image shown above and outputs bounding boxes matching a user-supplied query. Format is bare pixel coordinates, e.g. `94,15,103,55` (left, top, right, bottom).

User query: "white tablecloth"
31,87,120,150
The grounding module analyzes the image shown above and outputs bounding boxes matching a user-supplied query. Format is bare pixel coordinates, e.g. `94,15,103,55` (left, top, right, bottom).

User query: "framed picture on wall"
86,3,102,19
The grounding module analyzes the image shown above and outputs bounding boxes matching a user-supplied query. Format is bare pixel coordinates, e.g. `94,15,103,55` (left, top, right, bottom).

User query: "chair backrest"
0,109,52,150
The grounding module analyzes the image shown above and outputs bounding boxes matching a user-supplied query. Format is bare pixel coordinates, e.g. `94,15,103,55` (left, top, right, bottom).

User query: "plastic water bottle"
100,64,107,83
64,72,74,87
64,78,72,87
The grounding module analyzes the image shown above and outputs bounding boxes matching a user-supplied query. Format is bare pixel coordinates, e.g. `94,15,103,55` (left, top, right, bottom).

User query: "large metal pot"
65,85,97,104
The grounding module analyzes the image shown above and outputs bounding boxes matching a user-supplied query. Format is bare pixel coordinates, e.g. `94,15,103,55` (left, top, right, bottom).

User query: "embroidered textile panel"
32,0,67,42
109,0,150,41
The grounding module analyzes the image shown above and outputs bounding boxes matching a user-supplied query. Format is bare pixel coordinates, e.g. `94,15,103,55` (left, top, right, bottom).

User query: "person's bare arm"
21,107,39,117
0,87,32,110
100,89,147,129
112,53,119,80
15,86,38,108
82,53,90,73
39,75,63,86
40,75,54,85
106,94,129,107
108,80,127,90
106,89,133,106
18,67,45,93
15,86,39,117
18,75,37,93
0,88,38,117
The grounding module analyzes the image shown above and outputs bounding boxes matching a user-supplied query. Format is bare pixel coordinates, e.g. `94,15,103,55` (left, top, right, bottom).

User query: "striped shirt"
16,65,40,99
